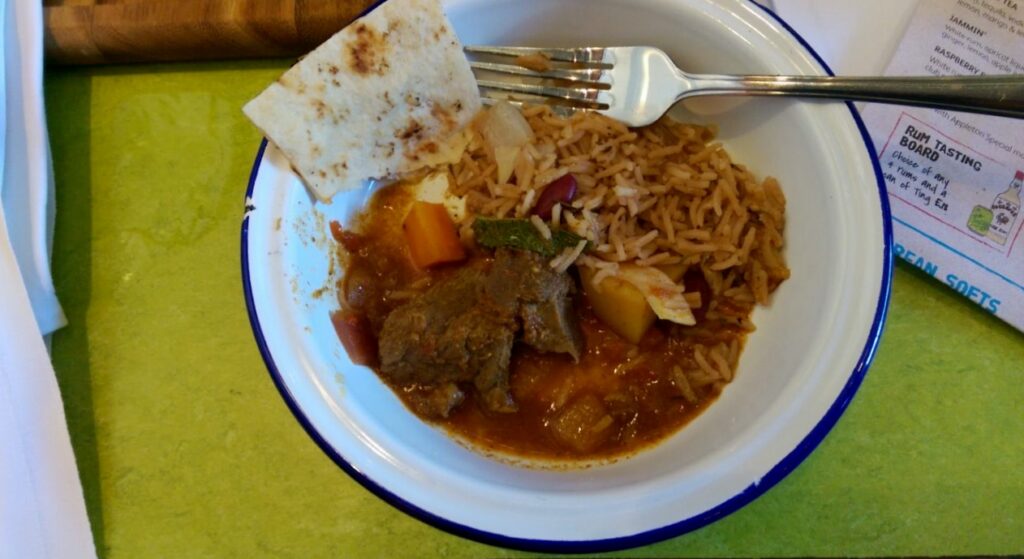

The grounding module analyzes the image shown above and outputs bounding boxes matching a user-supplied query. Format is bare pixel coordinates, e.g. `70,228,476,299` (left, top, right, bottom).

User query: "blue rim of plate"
240,1,894,553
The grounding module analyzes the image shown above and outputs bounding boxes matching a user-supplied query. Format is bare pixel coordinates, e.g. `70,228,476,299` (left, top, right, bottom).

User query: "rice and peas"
447,104,789,391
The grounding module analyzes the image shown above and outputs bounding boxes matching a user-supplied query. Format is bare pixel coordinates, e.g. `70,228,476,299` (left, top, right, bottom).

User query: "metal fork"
465,45,1024,126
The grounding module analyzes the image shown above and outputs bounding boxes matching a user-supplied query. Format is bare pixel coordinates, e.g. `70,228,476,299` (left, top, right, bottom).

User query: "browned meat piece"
520,297,581,358
378,264,517,391
406,383,466,419
488,249,583,360
471,329,516,413
377,249,583,414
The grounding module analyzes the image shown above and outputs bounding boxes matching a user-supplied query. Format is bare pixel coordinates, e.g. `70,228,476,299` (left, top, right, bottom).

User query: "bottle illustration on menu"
968,171,1022,245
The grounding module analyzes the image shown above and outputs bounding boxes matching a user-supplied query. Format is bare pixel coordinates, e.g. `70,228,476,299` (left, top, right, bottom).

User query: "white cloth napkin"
0,0,96,557
2,0,65,335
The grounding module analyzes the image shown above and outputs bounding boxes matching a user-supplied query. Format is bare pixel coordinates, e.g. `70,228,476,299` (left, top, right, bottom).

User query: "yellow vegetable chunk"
581,268,655,344
580,264,689,344
549,394,614,453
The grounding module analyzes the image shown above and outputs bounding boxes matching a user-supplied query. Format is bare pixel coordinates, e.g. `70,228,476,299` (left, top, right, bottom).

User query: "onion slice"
616,265,696,326
478,101,534,184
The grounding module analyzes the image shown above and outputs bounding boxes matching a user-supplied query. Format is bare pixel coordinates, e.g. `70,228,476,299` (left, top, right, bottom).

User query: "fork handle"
681,74,1024,118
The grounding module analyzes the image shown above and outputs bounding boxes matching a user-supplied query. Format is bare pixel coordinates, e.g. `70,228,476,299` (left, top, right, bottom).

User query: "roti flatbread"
243,0,481,201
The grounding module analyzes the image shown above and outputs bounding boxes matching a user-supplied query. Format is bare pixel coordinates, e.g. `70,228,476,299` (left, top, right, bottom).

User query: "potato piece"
580,264,687,344
580,267,654,345
549,394,614,453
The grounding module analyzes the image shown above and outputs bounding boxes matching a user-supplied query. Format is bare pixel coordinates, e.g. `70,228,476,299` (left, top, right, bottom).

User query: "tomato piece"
329,220,345,243
330,311,378,367
329,220,365,253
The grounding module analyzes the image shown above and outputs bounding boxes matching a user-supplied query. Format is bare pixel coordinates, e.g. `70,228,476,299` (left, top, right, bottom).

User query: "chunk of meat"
407,383,466,419
471,329,516,413
520,297,580,357
376,249,584,414
488,249,583,360
378,264,517,404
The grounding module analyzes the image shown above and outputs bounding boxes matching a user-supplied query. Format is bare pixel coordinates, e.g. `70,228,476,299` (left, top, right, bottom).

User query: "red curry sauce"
335,181,742,460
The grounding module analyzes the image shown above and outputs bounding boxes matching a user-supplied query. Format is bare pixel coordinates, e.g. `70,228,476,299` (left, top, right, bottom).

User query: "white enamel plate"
242,0,892,552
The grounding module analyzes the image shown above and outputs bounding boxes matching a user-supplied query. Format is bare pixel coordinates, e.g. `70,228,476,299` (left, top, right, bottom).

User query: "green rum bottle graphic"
987,171,1022,245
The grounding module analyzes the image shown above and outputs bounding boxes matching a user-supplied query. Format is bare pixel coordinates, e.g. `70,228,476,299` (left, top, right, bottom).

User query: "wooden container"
43,0,379,65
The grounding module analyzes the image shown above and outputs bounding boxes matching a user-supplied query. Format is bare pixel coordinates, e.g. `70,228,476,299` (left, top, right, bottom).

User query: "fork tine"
464,45,612,66
480,95,580,118
469,61,611,86
476,79,608,106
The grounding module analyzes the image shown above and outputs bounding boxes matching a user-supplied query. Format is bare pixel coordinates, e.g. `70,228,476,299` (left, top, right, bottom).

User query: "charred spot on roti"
330,161,349,177
347,23,391,76
430,102,456,132
277,73,295,88
333,107,349,125
399,119,424,142
311,99,329,119
375,140,397,159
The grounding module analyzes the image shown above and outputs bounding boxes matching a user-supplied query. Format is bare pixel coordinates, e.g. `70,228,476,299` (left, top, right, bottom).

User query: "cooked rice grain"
530,214,552,240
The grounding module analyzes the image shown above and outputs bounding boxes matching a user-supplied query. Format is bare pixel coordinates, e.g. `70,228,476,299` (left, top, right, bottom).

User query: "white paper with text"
860,0,1024,332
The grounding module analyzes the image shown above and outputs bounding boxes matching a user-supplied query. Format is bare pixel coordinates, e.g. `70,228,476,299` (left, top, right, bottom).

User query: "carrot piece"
402,201,466,268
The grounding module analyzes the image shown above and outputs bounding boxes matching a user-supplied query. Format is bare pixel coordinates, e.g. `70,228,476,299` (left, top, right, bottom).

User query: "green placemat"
45,61,1024,559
